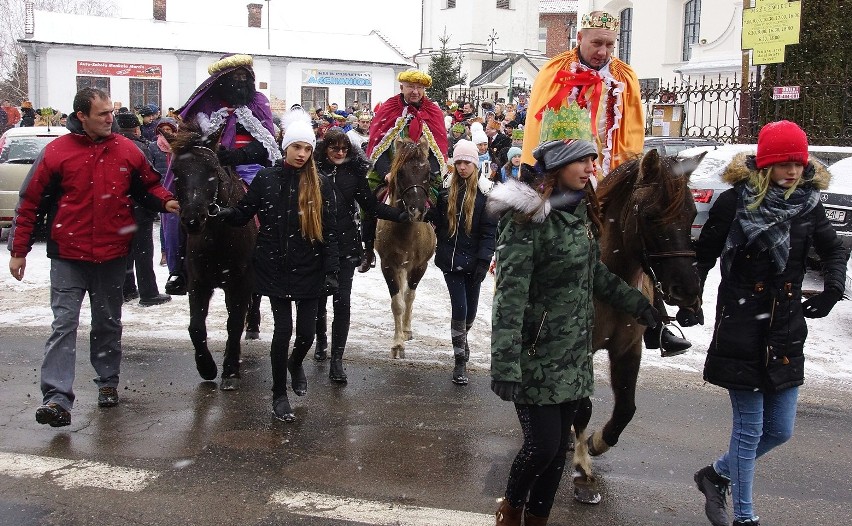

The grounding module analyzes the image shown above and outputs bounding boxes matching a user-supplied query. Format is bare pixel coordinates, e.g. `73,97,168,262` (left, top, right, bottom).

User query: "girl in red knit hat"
686,120,848,526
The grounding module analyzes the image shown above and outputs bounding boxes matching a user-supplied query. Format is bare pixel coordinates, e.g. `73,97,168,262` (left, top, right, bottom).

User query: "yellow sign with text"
742,0,802,65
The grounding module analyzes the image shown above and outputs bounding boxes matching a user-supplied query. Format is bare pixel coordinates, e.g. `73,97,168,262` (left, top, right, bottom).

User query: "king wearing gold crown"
521,10,643,175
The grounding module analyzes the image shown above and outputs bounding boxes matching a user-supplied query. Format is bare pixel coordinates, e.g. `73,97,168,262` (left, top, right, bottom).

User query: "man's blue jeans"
714,386,799,522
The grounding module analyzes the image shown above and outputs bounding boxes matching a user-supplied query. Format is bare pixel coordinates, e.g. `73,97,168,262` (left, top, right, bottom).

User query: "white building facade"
20,0,412,115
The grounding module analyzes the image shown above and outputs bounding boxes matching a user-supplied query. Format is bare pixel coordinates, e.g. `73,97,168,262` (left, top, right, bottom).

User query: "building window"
76,76,110,94
301,86,328,113
682,0,701,61
345,89,371,112
446,0,455,8
496,0,511,9
538,26,547,53
618,8,633,64
129,79,161,111
569,23,578,49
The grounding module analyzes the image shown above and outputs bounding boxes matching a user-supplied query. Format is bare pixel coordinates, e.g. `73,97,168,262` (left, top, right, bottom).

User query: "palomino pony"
164,124,258,390
375,137,437,358
571,149,707,504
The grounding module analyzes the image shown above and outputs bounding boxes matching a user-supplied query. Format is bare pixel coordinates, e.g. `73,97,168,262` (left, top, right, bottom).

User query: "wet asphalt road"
1,330,851,526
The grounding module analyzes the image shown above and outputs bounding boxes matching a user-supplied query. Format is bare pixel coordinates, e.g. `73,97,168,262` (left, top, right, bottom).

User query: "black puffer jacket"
433,175,497,274
225,162,338,299
316,148,402,263
696,154,848,392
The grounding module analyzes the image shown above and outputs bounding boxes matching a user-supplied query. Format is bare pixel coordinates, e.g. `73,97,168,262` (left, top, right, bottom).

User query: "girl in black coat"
687,121,848,526
219,116,338,423
431,139,497,385
313,128,407,383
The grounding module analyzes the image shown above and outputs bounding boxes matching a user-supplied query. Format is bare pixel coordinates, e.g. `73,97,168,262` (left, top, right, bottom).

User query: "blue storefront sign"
302,69,372,87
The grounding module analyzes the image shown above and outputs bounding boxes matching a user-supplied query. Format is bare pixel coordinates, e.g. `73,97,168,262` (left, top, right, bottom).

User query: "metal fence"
640,68,852,146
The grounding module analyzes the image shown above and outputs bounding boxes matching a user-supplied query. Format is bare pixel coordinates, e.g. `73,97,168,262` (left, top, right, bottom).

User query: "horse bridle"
625,184,696,303
397,182,431,209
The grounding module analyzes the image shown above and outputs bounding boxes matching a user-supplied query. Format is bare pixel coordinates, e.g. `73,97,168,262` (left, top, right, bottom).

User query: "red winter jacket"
9,122,174,263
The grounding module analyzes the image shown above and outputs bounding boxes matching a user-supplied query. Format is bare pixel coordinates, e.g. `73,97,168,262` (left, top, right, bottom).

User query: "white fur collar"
485,178,550,223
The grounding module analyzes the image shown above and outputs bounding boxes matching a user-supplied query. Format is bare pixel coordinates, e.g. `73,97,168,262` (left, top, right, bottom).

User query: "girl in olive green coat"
486,140,657,525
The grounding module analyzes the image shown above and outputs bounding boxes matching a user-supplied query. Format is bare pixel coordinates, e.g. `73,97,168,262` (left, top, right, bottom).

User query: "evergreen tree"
427,34,466,107
757,0,850,145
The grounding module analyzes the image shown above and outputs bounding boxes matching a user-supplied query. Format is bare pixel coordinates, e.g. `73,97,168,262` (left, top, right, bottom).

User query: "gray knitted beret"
532,140,598,171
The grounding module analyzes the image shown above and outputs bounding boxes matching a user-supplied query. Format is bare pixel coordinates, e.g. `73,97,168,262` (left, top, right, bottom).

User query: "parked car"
0,126,69,235
681,144,852,245
643,136,721,157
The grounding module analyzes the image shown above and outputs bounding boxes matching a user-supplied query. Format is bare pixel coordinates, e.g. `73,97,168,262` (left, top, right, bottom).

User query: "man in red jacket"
8,88,180,428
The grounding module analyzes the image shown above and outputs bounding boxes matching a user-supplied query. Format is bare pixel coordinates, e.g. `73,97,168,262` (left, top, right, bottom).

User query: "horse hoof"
244,330,260,340
573,482,602,505
391,346,405,359
195,353,217,381
404,331,413,341
220,375,240,391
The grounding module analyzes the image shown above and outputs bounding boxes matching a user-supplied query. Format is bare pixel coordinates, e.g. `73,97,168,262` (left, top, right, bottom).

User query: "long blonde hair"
447,165,480,237
296,158,324,243
746,166,802,210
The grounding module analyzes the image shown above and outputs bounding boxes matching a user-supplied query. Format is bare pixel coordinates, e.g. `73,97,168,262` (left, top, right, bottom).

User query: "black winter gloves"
324,273,339,296
676,306,704,327
637,304,661,329
491,380,520,402
473,260,490,283
217,147,247,167
397,209,411,223
802,290,842,318
212,205,236,221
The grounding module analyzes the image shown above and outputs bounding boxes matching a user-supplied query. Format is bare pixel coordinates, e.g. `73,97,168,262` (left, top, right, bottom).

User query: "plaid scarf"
721,182,820,276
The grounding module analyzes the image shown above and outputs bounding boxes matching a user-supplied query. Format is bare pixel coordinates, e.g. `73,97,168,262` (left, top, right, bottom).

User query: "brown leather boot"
495,499,523,526
524,510,549,525
357,249,375,273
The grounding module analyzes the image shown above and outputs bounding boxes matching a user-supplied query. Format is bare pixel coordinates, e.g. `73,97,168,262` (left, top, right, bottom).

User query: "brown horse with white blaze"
571,149,707,504
375,137,437,358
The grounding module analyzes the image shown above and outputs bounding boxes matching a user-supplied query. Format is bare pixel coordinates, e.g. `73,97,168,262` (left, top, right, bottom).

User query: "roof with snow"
539,0,579,13
23,10,412,67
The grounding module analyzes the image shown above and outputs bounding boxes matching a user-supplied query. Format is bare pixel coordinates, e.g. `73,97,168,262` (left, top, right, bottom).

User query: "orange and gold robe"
522,49,644,175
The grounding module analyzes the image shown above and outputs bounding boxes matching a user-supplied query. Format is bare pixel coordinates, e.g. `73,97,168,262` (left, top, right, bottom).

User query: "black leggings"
505,401,581,516
316,260,356,352
442,271,482,324
268,296,319,397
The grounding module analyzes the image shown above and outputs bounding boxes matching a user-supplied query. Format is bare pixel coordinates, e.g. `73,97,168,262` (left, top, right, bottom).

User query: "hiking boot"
123,289,140,302
694,465,730,526
139,294,172,307
35,403,71,427
357,249,375,273
272,395,296,423
164,272,187,295
644,325,691,356
97,386,120,408
732,519,760,526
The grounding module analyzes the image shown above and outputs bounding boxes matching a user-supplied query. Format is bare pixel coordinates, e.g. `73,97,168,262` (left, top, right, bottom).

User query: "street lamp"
265,0,271,50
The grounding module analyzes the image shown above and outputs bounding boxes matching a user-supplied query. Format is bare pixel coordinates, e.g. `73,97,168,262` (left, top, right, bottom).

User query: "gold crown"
581,12,620,32
208,54,253,75
397,69,433,88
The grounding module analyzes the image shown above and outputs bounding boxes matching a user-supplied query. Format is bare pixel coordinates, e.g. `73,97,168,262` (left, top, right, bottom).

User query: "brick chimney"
247,3,263,28
153,0,166,21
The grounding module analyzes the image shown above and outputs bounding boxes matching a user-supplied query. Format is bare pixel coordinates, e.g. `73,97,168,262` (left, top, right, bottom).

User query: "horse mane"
166,119,205,156
597,154,690,225
387,137,428,200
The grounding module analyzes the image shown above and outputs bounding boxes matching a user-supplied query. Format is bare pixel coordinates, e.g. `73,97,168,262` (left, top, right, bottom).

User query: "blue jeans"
714,386,799,522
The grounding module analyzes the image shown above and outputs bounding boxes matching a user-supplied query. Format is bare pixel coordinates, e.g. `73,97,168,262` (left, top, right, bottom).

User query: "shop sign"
302,69,372,87
77,61,162,78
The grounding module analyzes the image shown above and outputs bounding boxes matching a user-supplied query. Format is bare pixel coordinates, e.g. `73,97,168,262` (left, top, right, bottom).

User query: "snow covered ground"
2,231,851,390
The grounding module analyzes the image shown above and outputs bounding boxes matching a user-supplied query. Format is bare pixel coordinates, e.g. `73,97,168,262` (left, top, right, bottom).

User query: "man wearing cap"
139,104,161,141
521,10,644,175
359,69,448,272
163,53,281,295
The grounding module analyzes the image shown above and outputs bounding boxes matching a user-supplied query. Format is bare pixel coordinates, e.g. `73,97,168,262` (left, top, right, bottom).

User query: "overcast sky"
116,0,423,56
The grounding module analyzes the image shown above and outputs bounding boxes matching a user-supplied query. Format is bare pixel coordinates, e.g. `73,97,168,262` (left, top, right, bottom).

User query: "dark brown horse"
375,137,436,358
571,149,707,504
164,124,257,390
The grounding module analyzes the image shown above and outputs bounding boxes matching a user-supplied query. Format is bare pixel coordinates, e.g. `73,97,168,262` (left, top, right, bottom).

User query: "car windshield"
0,136,56,163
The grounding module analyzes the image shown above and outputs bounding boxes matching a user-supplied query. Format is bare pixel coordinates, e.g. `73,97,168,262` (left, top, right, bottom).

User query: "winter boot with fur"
523,510,549,526
494,498,523,526
451,319,469,385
